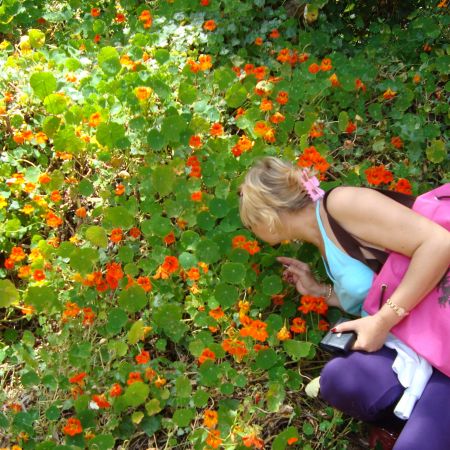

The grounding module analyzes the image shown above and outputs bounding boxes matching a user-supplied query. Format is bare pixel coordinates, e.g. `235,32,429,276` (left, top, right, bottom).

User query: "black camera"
319,317,357,354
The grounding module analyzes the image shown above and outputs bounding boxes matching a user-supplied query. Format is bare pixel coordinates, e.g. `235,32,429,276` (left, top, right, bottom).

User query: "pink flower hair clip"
298,169,325,202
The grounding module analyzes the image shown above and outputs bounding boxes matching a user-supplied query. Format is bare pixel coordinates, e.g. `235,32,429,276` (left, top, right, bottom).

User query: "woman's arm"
328,186,450,351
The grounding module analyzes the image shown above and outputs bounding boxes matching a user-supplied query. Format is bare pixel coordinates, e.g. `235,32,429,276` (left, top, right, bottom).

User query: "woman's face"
250,221,287,246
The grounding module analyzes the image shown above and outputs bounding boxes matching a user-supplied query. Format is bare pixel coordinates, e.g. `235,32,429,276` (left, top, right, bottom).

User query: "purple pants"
320,346,450,450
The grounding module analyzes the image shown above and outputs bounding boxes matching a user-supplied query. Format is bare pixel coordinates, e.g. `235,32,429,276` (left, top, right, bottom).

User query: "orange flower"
308,63,320,74
269,29,280,39
129,227,141,238
198,348,216,365
221,338,248,361
277,326,291,341
345,121,356,133
412,74,421,84
189,135,202,148
308,123,324,139
287,437,299,445
298,295,328,315
82,307,96,325
33,269,45,281
10,246,26,262
163,231,176,245
254,37,263,45
203,19,217,31
393,178,412,195
21,304,34,314
88,112,102,127
253,121,270,137
239,319,268,342
35,131,48,144
75,207,87,218
277,48,291,64
63,418,83,436
18,266,31,279
297,145,330,173
201,0,210,5
298,53,309,63
69,372,87,385
242,240,260,255
203,409,218,428
191,191,202,202
210,122,224,136
137,276,152,292
135,86,152,100
270,112,285,124
46,211,63,227
110,383,122,397
329,73,340,87
50,190,62,202
391,136,403,149
318,320,330,331
355,78,366,92
187,267,200,281
198,261,208,273
243,433,264,449
252,66,266,80
127,372,143,385
92,394,110,408
93,34,101,44
139,10,152,27
382,88,397,100
115,13,126,23
91,7,100,17
260,98,273,111
290,317,306,333
135,350,151,364
162,255,179,273
232,235,247,248
276,91,289,105
198,54,213,71
39,173,51,184
320,58,332,71
206,429,222,448
110,228,123,243
209,306,225,320
364,165,394,186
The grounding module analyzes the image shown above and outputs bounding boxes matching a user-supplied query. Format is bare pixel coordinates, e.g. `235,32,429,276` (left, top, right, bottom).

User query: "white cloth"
384,334,433,420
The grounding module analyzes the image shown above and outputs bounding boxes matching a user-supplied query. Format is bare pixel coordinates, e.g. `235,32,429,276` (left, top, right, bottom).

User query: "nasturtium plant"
0,0,448,448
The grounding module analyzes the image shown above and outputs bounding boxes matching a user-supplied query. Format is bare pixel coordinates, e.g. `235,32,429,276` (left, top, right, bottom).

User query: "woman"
239,156,450,450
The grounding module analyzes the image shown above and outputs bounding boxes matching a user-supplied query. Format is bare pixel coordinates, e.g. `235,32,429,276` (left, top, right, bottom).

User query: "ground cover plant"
0,0,449,448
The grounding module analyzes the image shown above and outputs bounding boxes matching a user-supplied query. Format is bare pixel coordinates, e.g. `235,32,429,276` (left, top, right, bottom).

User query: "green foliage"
0,0,448,448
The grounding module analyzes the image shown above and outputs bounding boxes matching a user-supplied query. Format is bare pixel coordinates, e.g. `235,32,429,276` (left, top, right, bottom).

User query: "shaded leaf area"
0,0,448,449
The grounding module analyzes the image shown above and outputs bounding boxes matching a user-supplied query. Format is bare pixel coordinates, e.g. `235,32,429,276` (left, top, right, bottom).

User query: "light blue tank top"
315,201,374,315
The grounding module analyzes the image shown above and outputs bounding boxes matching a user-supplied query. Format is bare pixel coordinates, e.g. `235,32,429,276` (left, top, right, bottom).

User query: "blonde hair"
239,157,312,231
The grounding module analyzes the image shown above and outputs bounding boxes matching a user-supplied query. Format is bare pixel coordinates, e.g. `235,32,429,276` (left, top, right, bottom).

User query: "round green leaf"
338,111,349,132
106,308,128,335
103,206,134,228
221,263,246,284
262,275,283,295
98,46,121,76
30,72,57,100
196,211,216,230
214,283,238,307
96,122,125,148
175,376,192,398
28,29,45,48
118,286,147,313
426,139,447,163
179,252,198,269
43,94,68,114
173,408,195,427
85,226,108,248
209,198,230,218
152,166,176,196
145,399,162,416
0,280,19,307
195,239,220,264
89,435,115,449
283,340,312,361
127,319,144,345
123,382,150,407
254,348,278,369
178,82,197,104
25,286,57,312
225,82,248,108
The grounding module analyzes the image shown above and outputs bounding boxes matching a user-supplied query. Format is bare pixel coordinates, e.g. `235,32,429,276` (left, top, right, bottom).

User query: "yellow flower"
0,195,7,208
28,248,42,262
21,204,35,215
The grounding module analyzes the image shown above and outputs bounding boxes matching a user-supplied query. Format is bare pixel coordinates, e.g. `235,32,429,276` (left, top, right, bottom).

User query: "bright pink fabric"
363,184,450,377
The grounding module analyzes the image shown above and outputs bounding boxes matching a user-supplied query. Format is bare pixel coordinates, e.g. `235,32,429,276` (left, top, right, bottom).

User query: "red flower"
393,178,412,195
92,394,111,408
110,383,122,397
308,63,320,74
345,121,357,133
364,165,394,186
391,136,403,149
135,350,151,364
63,418,83,436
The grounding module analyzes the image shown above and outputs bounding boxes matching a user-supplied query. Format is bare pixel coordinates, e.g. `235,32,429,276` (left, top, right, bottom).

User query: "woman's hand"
277,256,325,297
332,315,391,352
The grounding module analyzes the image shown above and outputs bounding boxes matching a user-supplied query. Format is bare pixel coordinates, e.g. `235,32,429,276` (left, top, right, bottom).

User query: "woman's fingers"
276,257,310,271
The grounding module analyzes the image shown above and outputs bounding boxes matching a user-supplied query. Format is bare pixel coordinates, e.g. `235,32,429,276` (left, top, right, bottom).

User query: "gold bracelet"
386,298,409,317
